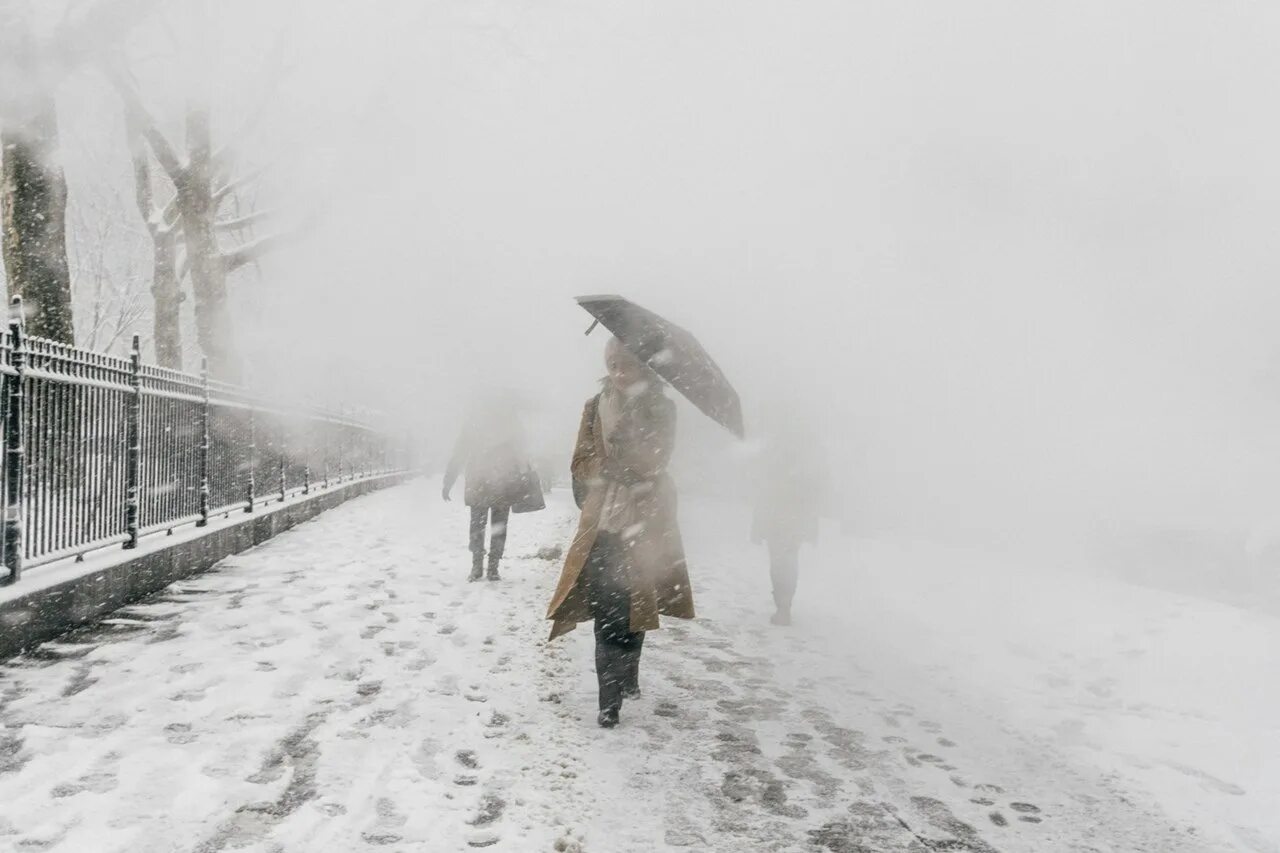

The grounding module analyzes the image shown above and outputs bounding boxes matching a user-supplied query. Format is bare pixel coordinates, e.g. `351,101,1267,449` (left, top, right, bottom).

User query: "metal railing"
0,298,406,585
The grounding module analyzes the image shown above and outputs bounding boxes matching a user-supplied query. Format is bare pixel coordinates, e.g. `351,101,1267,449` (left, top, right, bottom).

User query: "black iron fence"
0,300,406,585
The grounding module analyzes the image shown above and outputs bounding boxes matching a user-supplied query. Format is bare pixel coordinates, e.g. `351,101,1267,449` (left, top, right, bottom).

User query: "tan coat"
546,390,694,640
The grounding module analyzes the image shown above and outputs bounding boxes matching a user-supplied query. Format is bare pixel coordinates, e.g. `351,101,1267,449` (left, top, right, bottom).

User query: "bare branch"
155,198,183,236
124,113,159,232
185,106,212,171
223,231,287,273
212,165,266,206
106,65,186,181
216,208,273,233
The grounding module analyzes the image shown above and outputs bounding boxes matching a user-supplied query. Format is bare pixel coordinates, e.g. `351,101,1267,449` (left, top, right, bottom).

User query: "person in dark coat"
545,338,694,728
751,409,826,625
442,396,529,582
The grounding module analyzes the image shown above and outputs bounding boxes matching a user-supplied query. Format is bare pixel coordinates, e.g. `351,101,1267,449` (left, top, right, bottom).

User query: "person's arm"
442,430,467,500
570,397,601,508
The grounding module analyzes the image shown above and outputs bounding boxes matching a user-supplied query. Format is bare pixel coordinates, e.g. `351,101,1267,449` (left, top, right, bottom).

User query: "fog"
5,3,1280,846
14,0,1280,589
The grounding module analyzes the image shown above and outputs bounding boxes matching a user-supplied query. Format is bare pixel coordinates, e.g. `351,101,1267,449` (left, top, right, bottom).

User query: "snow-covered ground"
0,480,1275,852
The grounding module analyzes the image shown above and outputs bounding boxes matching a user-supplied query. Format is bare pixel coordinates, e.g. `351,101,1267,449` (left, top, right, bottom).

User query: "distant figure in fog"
546,337,695,728
442,395,530,582
752,409,827,625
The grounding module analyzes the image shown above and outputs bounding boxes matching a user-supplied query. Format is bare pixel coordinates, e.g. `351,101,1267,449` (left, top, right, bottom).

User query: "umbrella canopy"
577,294,745,439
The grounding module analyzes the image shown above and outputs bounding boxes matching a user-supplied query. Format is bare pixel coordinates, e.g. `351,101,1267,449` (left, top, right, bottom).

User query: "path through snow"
0,481,1272,852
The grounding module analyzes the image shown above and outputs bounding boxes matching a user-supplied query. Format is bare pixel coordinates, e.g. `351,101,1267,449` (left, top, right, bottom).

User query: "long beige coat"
546,390,694,640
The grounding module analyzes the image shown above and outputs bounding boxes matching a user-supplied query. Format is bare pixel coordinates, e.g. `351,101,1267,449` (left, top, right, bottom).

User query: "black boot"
486,553,501,582
468,552,484,582
596,644,623,728
621,647,642,699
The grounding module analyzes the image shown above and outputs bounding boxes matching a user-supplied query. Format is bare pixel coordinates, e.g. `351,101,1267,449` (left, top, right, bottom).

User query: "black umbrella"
577,294,745,439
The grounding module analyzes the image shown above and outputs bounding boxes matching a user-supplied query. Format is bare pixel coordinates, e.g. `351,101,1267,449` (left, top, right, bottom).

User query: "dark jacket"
443,419,527,508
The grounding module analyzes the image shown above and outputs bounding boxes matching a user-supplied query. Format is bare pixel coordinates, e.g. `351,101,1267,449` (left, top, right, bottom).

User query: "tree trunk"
186,220,234,380
179,108,238,382
127,121,183,369
1,99,75,343
151,232,182,368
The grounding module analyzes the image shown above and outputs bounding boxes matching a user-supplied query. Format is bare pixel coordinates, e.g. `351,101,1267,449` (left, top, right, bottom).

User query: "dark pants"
586,534,644,712
469,504,510,560
586,534,645,651
768,535,801,613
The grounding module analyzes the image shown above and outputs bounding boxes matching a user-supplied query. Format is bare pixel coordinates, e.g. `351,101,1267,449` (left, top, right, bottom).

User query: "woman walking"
442,395,530,582
545,338,695,728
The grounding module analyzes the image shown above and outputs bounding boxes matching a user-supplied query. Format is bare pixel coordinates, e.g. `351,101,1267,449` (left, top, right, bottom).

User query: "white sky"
14,0,1280,546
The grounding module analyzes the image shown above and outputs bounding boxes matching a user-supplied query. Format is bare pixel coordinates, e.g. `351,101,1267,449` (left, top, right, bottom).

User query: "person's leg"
768,536,800,624
589,535,642,726
486,505,510,580
468,505,487,581
621,630,644,698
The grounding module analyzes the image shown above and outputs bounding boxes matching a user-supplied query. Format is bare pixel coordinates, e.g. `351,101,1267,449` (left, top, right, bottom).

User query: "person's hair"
604,337,663,391
605,336,637,365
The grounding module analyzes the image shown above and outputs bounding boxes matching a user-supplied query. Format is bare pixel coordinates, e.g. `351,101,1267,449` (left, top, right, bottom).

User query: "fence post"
278,428,286,503
124,334,141,549
302,420,310,496
196,357,210,527
3,298,26,585
245,404,256,513
336,412,345,483
323,419,330,489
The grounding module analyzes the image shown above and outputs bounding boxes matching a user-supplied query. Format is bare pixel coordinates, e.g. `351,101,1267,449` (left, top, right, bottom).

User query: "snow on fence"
0,299,406,586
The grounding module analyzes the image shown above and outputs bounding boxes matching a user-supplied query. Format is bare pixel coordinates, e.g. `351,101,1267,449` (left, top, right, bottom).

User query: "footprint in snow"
361,832,402,846
170,689,206,702
1010,802,1043,822
468,793,506,827
165,722,198,744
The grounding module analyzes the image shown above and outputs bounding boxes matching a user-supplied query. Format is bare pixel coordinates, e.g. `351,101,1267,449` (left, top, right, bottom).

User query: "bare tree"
110,72,289,380
124,113,182,366
1,0,159,343
1,96,75,342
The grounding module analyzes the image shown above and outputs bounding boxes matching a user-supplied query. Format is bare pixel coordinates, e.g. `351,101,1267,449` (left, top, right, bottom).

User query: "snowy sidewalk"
0,480,1270,852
